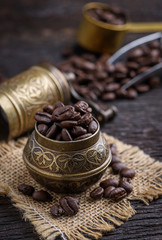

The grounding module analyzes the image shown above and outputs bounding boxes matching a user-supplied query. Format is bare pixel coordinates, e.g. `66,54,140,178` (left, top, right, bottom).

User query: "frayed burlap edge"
0,134,162,240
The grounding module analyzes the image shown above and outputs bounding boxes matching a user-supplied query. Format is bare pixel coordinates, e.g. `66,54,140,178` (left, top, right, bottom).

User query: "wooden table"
0,0,162,239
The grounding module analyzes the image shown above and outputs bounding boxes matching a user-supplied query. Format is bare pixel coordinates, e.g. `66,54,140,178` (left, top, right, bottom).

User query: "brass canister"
0,64,70,140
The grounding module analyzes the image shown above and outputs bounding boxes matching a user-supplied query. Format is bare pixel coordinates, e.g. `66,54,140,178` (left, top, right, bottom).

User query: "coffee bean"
112,162,126,174
110,143,117,155
51,204,64,217
105,83,120,92
52,105,75,121
55,132,62,141
102,92,116,101
126,88,138,99
109,187,127,201
100,178,119,189
60,120,78,128
71,126,87,137
88,120,98,134
46,123,58,139
90,186,104,199
43,105,54,114
70,111,81,121
37,124,48,135
103,186,115,198
120,168,135,178
74,133,92,141
18,184,35,196
61,128,73,141
74,100,89,114
78,113,93,126
60,196,79,215
119,178,133,194
54,101,65,109
149,76,161,88
110,155,121,166
135,84,150,93
34,112,52,124
128,48,144,59
32,190,52,201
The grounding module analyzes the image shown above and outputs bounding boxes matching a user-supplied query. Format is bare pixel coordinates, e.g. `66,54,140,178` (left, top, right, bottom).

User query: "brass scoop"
77,2,162,54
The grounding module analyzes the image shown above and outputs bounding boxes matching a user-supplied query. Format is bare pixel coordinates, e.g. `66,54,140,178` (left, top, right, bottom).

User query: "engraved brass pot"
23,119,111,193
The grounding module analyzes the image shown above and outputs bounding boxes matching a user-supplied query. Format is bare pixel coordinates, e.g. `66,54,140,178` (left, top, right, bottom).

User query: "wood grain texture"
0,0,162,239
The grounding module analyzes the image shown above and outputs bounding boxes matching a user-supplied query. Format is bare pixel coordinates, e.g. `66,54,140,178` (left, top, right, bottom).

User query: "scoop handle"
128,22,162,32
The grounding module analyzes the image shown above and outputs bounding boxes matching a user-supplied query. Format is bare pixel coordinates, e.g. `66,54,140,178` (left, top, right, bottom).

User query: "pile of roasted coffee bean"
34,100,98,141
88,6,126,25
58,40,161,102
90,143,135,201
18,184,79,217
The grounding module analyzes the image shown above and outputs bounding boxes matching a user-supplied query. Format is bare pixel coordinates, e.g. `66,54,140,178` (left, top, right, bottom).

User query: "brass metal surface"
23,120,112,193
0,65,70,140
77,2,162,54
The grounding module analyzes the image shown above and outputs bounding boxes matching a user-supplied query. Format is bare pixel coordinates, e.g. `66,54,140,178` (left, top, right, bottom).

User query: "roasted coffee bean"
43,105,54,114
88,120,98,134
34,112,51,124
135,84,150,93
74,100,92,114
60,196,79,215
51,204,64,217
60,120,78,128
101,92,116,101
61,128,73,141
149,76,161,88
109,187,127,201
105,83,120,92
46,123,58,139
37,124,48,135
100,178,119,189
90,186,104,199
126,88,138,99
110,155,121,166
119,178,133,194
70,111,81,121
128,48,144,59
71,126,87,137
18,184,35,196
52,105,74,121
78,112,93,126
54,101,65,109
74,133,92,140
112,162,127,174
32,190,52,201
55,133,62,141
116,88,127,98
110,143,117,155
120,168,136,178
103,186,115,198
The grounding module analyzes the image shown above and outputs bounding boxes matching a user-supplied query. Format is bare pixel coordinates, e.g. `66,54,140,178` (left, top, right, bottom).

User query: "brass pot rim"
83,2,130,31
35,117,100,151
23,147,111,181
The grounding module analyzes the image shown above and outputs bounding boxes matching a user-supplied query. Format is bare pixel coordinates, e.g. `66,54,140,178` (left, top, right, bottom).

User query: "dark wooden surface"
0,0,162,239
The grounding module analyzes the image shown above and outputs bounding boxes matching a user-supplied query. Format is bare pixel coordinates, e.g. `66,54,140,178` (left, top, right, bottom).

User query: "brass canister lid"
0,64,71,140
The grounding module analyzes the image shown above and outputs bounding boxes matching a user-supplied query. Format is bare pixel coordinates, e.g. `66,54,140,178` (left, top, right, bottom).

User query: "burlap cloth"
0,133,162,240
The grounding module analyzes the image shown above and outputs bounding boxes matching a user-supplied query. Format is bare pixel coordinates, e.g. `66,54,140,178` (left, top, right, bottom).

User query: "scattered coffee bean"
32,190,52,201
50,204,64,217
90,186,104,199
110,143,117,155
112,162,127,174
109,187,127,201
119,178,133,194
120,168,136,178
100,178,119,189
18,184,35,196
60,196,79,216
103,186,116,198
110,155,121,166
